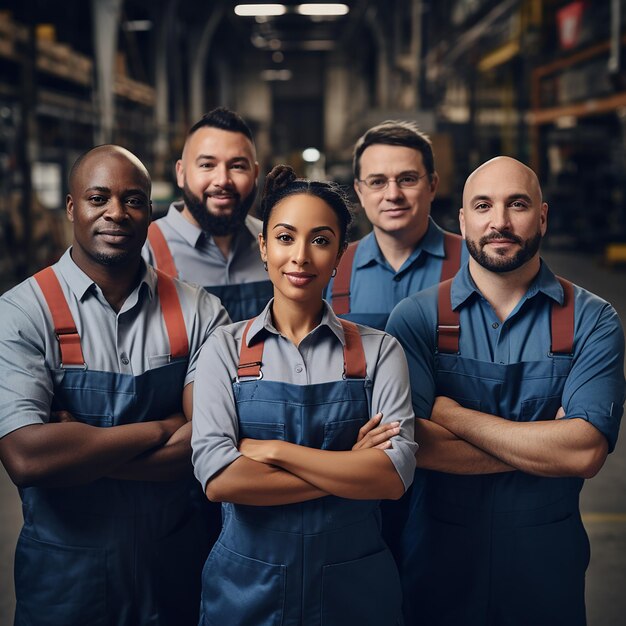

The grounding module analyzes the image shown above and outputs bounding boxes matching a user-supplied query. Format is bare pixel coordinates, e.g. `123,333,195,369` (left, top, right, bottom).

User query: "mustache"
479,230,522,245
205,188,239,199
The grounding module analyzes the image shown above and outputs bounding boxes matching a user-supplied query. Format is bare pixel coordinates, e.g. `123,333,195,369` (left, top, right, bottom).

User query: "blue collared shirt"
386,261,625,451
326,217,469,315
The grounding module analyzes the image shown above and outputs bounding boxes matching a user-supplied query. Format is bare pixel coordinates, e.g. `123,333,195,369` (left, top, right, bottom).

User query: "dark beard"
182,183,257,237
466,230,542,273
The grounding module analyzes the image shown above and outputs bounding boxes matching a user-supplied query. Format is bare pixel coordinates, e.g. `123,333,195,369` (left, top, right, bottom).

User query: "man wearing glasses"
327,120,468,330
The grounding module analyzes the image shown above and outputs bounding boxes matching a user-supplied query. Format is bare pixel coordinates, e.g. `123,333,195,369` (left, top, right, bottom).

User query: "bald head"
69,145,150,196
460,156,547,275
463,156,542,208
66,144,153,275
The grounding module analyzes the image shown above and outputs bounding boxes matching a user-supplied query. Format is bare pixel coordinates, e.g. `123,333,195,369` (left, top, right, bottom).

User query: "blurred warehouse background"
0,1,625,624
0,0,624,288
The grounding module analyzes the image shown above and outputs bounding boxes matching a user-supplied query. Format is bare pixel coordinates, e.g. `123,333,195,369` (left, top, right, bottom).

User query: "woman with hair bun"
191,165,416,625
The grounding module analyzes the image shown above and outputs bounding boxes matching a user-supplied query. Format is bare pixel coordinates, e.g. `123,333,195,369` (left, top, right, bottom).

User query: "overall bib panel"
15,270,216,626
402,279,586,626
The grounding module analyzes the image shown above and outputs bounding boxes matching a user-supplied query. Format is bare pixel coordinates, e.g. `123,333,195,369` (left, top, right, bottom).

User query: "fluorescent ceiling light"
235,4,287,17
296,4,349,16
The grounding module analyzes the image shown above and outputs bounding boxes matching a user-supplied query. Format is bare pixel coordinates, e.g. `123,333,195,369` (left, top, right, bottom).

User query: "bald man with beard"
0,145,229,625
386,157,625,626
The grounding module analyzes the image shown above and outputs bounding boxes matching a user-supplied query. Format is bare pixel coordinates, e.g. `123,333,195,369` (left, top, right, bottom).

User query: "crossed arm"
0,384,194,488
206,414,405,505
428,397,608,478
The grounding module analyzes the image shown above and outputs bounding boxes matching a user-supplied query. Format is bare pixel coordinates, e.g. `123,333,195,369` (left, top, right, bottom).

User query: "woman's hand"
352,413,400,451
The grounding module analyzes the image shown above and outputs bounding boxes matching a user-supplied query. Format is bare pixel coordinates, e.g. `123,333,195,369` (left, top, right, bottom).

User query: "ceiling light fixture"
302,148,321,163
235,4,287,17
296,4,349,16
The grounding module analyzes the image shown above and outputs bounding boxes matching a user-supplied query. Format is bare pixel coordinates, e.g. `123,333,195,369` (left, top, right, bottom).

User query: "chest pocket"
238,420,286,441
235,319,370,450
322,396,371,451
322,418,364,451
234,381,287,441
519,395,563,422
320,377,372,451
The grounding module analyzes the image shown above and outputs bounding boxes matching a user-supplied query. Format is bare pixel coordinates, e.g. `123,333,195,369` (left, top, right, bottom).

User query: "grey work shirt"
142,202,267,286
192,300,418,492
0,249,230,439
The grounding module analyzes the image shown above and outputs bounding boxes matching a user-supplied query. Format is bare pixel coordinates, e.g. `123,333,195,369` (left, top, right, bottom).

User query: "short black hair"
188,106,254,143
353,120,434,181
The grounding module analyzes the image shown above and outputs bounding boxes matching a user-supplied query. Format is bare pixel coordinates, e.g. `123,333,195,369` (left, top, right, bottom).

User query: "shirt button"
492,322,499,329
393,275,401,282
295,365,303,373
121,355,130,365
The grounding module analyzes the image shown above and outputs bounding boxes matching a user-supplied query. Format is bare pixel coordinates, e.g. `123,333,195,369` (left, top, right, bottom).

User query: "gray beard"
182,183,256,237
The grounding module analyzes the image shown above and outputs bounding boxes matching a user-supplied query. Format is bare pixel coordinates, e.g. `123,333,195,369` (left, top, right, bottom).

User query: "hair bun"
263,164,297,197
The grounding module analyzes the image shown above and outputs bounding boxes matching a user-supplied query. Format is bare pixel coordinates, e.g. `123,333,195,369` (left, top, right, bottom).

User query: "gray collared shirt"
192,300,417,492
0,249,230,439
142,202,267,287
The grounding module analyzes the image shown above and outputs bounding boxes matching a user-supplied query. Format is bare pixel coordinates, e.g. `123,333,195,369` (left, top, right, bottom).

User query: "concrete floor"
0,248,624,625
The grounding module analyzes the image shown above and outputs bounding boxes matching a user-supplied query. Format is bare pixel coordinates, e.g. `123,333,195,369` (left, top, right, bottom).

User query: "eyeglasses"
357,173,428,191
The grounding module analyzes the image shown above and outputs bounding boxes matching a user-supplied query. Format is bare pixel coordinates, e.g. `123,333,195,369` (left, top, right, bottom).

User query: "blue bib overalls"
401,278,588,626
198,318,404,626
14,267,215,626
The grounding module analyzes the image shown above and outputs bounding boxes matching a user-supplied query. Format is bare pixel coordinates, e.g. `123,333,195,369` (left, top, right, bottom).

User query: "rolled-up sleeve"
563,297,625,452
368,332,418,491
191,326,243,490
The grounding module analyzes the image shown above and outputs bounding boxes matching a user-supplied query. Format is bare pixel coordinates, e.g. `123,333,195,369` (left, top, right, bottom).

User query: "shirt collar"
525,260,566,304
356,217,446,269
166,201,259,252
451,258,565,310
164,201,204,248
56,248,154,302
418,217,448,259
245,299,346,346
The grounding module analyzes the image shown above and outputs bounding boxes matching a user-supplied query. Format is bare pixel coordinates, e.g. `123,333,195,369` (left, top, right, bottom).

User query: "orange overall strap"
339,319,367,379
437,278,460,354
551,277,575,355
237,318,264,378
33,267,85,367
440,232,463,282
155,269,189,359
331,240,358,315
148,222,178,278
